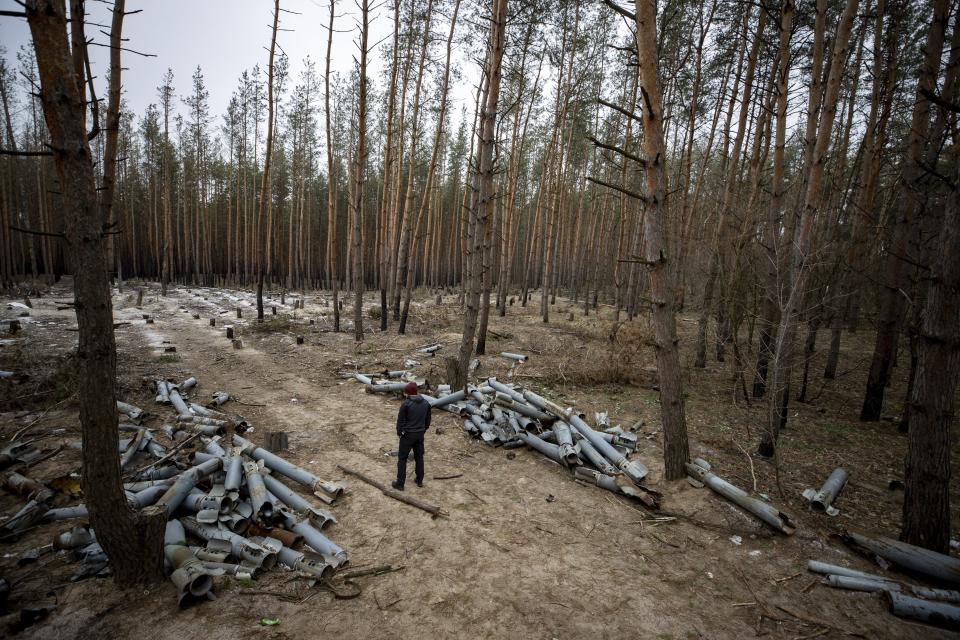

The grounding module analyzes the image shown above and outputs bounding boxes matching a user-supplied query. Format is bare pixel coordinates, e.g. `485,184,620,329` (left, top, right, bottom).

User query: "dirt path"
1,282,953,639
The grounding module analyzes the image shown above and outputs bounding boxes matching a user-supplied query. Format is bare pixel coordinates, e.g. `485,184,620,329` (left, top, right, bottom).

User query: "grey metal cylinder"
886,591,960,630
811,468,848,512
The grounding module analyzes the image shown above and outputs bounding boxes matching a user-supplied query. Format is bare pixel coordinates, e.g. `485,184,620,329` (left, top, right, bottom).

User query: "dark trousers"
396,432,425,487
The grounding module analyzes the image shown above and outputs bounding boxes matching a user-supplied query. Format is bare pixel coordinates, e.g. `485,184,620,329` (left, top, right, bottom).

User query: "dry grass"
243,317,298,334
545,319,659,387
0,351,79,410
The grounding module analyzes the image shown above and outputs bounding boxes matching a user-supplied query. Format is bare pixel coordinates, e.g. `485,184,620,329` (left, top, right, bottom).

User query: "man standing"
392,382,431,490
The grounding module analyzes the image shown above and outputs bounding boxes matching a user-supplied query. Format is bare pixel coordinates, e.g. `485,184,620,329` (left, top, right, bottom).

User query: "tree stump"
142,314,150,320
23,296,32,308
436,294,442,304
272,306,277,315
136,288,144,307
568,312,574,321
509,297,515,306
209,318,216,327
7,320,21,335
309,319,315,325
338,300,343,310
226,327,234,339
265,431,289,452
232,338,244,349
236,308,242,319
145,317,154,324
192,312,200,320
296,336,304,345
445,357,465,391
281,292,286,305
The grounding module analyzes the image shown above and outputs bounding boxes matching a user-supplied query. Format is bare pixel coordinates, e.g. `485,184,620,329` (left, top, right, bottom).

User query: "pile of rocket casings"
356,370,659,507
1,376,348,607
808,532,960,630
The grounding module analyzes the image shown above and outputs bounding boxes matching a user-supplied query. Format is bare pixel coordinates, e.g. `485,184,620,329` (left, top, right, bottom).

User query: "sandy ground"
0,279,957,639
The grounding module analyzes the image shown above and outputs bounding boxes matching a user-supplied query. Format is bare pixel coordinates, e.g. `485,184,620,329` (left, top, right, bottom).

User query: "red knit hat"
403,382,419,395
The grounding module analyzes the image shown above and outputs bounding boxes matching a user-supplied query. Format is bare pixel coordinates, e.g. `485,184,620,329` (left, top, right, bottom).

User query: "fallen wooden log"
337,465,447,518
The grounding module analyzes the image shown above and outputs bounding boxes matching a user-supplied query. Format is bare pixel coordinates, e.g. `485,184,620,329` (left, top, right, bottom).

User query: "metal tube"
520,389,551,411
819,574,960,603
41,505,88,521
247,522,304,549
807,560,887,581
886,591,960,630
567,413,648,484
199,562,254,580
576,437,619,475
136,465,180,481
470,388,490,404
365,382,408,393
277,546,333,579
261,473,335,528
204,439,227,456
500,352,529,362
5,472,53,502
285,514,348,567
124,478,174,491
189,403,212,417
686,461,795,534
842,531,960,587
824,574,898,593
128,485,168,508
178,415,229,428
168,388,191,417
487,378,524,402
53,525,95,550
233,435,343,501
180,377,198,392
182,488,233,515
164,520,214,605
429,389,465,408
418,344,441,353
143,433,166,459
494,395,551,421
189,451,219,464
244,461,272,520
180,517,278,570
806,468,848,514
552,421,580,466
155,380,171,404
516,432,563,464
116,401,146,421
155,457,221,515
224,454,243,493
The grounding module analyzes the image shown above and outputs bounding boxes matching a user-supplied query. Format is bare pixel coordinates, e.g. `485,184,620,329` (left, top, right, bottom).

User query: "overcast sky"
0,0,424,126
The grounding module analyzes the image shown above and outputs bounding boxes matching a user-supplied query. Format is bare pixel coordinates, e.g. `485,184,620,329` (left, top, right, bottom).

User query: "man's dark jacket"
396,395,431,436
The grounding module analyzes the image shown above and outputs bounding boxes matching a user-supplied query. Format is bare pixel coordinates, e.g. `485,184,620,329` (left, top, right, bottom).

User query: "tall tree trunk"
633,0,690,480
400,0,461,334
900,145,959,553
351,0,370,342
760,0,859,457
325,0,340,331
256,0,280,320
694,7,757,368
860,0,948,422
25,0,165,584
457,0,506,385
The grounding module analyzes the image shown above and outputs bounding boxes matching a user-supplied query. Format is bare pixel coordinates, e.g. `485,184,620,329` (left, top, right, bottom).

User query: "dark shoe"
391,481,404,491
416,481,424,488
